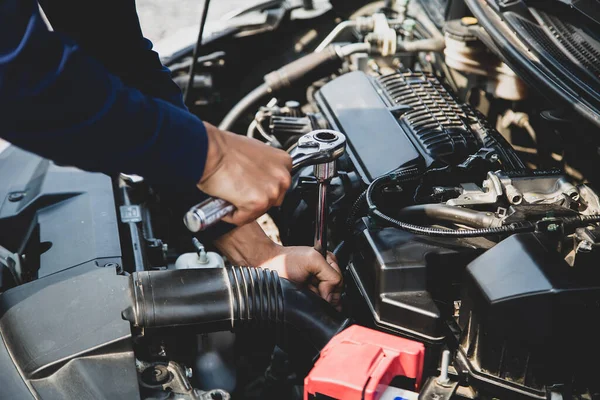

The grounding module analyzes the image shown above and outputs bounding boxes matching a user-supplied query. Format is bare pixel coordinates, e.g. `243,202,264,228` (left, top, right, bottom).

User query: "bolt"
490,154,499,163
192,237,209,264
8,191,26,202
102,262,120,269
186,367,193,378
437,350,451,385
547,223,559,232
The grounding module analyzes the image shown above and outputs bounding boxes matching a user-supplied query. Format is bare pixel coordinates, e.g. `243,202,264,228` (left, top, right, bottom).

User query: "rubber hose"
123,266,349,352
219,83,270,131
219,45,342,131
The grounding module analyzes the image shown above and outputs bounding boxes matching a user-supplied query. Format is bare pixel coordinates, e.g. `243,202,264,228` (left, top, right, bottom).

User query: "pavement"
136,0,262,45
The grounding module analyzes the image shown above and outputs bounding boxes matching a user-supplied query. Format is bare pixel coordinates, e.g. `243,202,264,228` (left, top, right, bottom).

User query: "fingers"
197,129,293,226
304,250,343,305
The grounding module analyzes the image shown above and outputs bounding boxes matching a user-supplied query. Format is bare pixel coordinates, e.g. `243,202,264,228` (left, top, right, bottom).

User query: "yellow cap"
461,17,478,26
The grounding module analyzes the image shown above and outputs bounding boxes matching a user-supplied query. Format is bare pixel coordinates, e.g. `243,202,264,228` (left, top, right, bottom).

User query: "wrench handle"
184,130,346,233
185,155,304,233
184,198,236,233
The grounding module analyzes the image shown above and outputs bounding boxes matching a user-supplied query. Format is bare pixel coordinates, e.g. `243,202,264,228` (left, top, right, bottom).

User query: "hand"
261,247,343,307
214,222,343,307
198,122,292,226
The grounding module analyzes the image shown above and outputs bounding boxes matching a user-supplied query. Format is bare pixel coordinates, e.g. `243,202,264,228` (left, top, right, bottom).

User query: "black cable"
366,172,600,237
345,168,421,233
366,173,537,237
183,0,212,105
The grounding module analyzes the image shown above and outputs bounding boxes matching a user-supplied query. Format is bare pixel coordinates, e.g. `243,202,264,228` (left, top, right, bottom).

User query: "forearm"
214,222,279,266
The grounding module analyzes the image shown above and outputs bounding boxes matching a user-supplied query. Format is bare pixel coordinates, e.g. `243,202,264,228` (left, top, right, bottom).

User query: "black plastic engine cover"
0,265,138,399
316,71,422,182
0,146,122,284
316,71,495,182
458,233,600,398
347,223,482,343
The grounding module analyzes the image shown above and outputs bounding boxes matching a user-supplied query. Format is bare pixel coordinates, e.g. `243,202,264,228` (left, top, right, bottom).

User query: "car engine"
2,0,600,399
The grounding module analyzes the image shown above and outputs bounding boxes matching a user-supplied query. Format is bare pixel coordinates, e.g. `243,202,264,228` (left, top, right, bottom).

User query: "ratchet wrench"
184,130,346,233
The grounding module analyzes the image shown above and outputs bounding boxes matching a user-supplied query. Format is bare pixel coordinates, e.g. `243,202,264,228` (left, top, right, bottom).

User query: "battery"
304,325,425,400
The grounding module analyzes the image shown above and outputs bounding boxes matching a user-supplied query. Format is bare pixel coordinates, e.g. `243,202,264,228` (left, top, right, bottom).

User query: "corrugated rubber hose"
123,266,350,353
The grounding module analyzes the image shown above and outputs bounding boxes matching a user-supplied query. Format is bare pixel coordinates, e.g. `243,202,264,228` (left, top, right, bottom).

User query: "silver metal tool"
184,130,346,233
313,160,336,257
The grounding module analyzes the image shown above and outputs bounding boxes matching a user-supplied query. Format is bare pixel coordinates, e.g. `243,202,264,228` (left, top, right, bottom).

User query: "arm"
215,222,343,306
0,0,291,227
0,0,206,185
38,0,186,109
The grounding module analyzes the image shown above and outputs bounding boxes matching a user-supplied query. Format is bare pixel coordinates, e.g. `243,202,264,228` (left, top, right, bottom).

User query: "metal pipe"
398,204,503,228
397,38,445,52
315,21,358,52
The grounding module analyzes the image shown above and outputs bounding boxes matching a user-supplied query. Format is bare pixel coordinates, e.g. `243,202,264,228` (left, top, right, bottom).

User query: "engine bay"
2,0,600,399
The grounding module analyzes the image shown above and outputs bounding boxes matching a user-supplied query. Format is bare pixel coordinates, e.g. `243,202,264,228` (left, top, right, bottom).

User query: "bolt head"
8,191,26,202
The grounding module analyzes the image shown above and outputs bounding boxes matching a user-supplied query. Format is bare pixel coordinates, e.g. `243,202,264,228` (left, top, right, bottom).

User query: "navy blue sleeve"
0,0,208,186
38,0,187,109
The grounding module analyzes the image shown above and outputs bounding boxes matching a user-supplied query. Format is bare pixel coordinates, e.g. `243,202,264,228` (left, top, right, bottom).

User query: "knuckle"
248,193,268,210
269,183,280,200
280,172,292,189
332,273,343,285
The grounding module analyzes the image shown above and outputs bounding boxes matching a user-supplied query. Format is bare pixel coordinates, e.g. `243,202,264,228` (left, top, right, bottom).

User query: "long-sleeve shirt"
0,0,209,186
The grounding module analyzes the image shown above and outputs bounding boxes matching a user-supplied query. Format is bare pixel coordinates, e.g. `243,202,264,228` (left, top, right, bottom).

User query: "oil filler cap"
304,325,425,400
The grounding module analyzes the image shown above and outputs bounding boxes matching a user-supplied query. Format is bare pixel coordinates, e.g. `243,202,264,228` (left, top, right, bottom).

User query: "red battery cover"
304,325,425,400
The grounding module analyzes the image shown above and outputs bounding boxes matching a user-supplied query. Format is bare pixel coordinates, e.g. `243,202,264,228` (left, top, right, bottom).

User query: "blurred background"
137,0,262,47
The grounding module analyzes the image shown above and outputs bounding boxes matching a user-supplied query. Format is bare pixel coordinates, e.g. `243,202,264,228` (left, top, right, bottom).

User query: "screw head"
8,191,26,202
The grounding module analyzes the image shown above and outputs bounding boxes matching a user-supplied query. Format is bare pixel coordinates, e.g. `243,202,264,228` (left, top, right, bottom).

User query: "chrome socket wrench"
184,130,346,233
313,161,336,257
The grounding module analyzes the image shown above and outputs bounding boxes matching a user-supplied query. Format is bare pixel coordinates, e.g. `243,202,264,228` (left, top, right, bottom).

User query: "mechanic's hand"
198,122,292,226
214,222,343,307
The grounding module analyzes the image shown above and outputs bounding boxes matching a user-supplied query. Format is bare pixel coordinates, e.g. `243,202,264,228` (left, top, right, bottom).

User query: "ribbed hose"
124,266,348,352
346,190,367,233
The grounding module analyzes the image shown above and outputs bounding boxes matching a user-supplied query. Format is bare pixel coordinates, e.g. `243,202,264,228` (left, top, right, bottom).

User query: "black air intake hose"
123,266,349,352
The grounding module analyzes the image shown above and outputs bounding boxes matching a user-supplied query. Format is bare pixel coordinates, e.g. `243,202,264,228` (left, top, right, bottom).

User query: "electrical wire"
183,0,212,105
366,172,600,237
365,172,536,237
